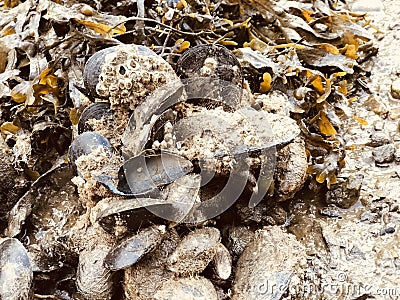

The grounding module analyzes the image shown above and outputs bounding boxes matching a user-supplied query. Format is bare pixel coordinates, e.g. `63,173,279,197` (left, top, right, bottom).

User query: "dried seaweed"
0,0,377,197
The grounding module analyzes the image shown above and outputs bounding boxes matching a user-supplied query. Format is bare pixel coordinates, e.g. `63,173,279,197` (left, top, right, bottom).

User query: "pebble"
320,206,342,218
368,131,391,147
350,0,384,12
391,78,400,99
394,148,400,162
325,175,362,209
372,144,395,164
363,95,388,116
389,106,400,120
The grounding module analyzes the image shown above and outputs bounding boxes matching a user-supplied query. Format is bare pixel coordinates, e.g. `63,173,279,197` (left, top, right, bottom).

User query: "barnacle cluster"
94,44,178,110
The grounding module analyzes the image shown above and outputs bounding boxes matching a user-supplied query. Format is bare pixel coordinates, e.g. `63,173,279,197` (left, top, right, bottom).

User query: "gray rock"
363,95,388,116
326,175,363,209
372,144,395,164
394,148,400,163
368,131,391,147
391,78,400,99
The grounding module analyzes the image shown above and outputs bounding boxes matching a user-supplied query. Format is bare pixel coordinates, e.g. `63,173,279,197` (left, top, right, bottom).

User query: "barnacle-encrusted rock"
84,44,179,110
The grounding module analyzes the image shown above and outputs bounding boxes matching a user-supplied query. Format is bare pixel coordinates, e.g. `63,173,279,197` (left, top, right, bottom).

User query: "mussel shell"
78,102,112,134
176,44,243,87
83,45,157,98
0,238,33,300
167,227,221,275
92,197,173,235
122,80,185,157
76,245,114,300
104,225,166,271
68,132,112,167
122,150,193,195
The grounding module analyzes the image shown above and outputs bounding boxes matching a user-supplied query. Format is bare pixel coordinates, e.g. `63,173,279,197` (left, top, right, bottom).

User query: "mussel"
83,44,179,110
78,102,113,134
0,238,33,300
176,44,243,87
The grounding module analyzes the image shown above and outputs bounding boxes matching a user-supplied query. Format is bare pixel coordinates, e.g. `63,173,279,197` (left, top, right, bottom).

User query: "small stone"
363,95,388,116
326,175,363,209
389,107,400,120
368,131,391,147
320,206,341,218
372,144,395,164
373,120,385,131
385,226,396,234
350,0,384,12
391,79,400,99
395,148,400,162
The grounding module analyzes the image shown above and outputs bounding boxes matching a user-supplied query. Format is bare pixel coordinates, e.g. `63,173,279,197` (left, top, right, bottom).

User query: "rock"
372,144,395,164
368,131,391,147
232,227,307,300
389,106,400,120
274,137,308,201
363,95,388,116
226,226,255,260
350,0,384,12
391,78,400,99
394,147,400,162
326,175,363,209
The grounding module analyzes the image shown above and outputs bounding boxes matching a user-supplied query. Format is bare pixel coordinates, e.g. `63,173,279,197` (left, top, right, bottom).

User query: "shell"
0,238,33,300
153,173,201,223
232,227,307,300
78,102,113,134
153,277,218,300
68,132,113,168
122,149,193,194
104,225,166,271
167,227,221,275
91,197,172,235
21,164,82,272
83,44,178,110
176,44,243,87
76,244,114,300
122,80,185,157
94,149,193,197
212,243,232,280
123,229,180,299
